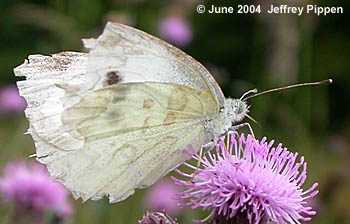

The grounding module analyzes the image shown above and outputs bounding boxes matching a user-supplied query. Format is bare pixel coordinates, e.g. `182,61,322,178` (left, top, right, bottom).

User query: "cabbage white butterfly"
14,22,331,203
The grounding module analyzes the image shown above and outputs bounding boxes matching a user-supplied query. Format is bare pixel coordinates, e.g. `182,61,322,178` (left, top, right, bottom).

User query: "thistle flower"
172,133,318,224
0,85,26,112
0,160,73,217
144,178,182,215
158,16,193,47
138,211,178,224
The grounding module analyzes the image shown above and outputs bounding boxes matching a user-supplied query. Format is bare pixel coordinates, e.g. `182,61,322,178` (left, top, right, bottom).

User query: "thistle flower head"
0,85,26,112
0,160,73,217
158,16,192,46
138,211,178,224
172,133,318,224
144,178,182,215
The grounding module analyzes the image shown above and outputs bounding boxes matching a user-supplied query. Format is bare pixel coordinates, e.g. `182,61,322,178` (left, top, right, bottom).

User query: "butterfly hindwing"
41,82,218,202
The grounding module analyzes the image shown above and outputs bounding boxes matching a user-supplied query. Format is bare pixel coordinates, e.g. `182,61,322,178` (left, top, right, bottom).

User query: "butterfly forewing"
14,52,88,155
83,22,225,106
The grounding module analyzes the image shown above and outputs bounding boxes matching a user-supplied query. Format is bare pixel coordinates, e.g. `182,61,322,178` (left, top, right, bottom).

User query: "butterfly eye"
235,102,239,108
233,101,247,114
237,104,245,114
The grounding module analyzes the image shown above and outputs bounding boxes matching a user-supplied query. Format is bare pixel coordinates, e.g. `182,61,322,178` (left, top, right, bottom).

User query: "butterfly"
14,22,331,203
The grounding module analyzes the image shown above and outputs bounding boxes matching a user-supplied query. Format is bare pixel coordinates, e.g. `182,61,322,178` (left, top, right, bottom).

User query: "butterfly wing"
14,22,227,203
14,52,88,157
37,82,217,202
82,22,225,106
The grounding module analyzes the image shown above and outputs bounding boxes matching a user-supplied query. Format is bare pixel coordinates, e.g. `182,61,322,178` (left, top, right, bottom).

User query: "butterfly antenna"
240,88,258,100
243,79,333,101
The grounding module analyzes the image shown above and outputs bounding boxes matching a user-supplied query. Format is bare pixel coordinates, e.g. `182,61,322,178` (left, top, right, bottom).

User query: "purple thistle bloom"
144,178,182,215
172,133,318,224
0,160,73,217
0,85,26,112
158,16,193,47
138,211,178,224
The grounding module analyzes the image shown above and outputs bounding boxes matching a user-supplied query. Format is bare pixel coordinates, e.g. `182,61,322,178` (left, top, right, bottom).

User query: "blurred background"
0,0,349,223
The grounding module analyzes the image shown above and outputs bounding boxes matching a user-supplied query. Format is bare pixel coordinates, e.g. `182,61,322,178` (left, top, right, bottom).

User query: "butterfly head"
225,98,250,124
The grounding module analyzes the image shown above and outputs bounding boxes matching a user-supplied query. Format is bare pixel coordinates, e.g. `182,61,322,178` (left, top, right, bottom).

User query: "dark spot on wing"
111,85,128,103
141,117,151,135
108,110,120,120
105,71,122,86
164,111,176,124
143,98,154,109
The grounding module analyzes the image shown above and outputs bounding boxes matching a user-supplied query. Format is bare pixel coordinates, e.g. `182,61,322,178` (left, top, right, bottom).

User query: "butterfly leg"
229,122,255,138
202,141,216,150
202,129,238,153
191,147,204,182
193,136,226,181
